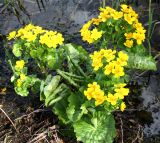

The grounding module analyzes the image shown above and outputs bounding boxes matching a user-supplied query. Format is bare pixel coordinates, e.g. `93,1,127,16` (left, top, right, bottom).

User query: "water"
0,0,100,35
141,75,160,137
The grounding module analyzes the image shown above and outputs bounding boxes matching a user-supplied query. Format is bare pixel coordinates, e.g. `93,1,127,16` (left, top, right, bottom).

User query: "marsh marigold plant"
8,4,156,143
80,4,146,49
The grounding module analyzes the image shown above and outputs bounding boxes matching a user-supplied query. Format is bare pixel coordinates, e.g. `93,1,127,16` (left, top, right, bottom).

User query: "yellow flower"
90,51,103,71
94,91,106,106
103,49,116,62
84,82,106,106
91,18,102,25
99,7,112,22
114,59,126,67
91,28,103,41
114,92,124,100
15,60,25,70
39,30,64,48
114,83,126,88
25,32,37,42
124,14,135,25
16,28,25,38
80,20,94,43
118,51,128,61
17,79,22,87
120,102,126,112
20,74,26,80
33,26,44,35
106,93,118,105
82,31,93,44
112,11,123,20
115,87,129,96
116,51,128,66
124,33,133,39
55,33,64,45
104,62,115,75
112,65,125,78
84,82,100,100
24,24,35,31
121,4,129,13
132,32,145,45
7,31,16,40
124,40,133,48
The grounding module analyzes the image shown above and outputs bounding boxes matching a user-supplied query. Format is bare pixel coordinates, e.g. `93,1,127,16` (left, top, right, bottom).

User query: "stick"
120,118,124,143
0,105,18,133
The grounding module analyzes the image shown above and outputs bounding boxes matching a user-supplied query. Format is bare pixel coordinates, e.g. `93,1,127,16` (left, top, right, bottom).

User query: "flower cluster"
90,49,128,78
7,24,64,48
80,4,146,48
84,82,106,106
39,31,64,48
80,21,103,44
106,83,129,109
122,4,146,47
98,6,123,22
84,82,129,111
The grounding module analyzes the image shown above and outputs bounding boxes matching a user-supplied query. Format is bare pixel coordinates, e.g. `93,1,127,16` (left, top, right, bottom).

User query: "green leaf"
43,75,61,98
45,83,67,106
15,87,29,97
12,43,22,57
46,54,56,69
128,53,157,71
73,111,116,143
30,50,37,58
53,95,70,124
64,43,80,64
57,69,79,87
40,80,45,101
130,45,146,55
76,45,88,60
41,75,70,107
14,76,40,97
66,93,84,122
117,37,125,49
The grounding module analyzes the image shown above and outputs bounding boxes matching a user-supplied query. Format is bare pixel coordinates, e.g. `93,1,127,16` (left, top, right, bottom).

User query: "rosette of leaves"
14,75,40,96
40,74,87,123
12,42,89,72
12,41,64,70
10,63,40,96
40,75,116,143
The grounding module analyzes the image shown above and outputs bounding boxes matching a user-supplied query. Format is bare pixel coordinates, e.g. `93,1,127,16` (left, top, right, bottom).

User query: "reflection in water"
0,0,100,35
141,75,160,137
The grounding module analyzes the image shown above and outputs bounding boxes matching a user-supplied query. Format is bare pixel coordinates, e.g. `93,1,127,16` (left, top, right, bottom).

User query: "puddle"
141,75,160,138
0,0,100,35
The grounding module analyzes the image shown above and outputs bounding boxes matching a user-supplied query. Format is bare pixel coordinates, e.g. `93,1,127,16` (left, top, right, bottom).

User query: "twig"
27,125,56,143
135,71,148,78
0,105,18,133
113,108,144,113
53,128,60,143
132,124,142,143
120,118,124,143
15,109,50,121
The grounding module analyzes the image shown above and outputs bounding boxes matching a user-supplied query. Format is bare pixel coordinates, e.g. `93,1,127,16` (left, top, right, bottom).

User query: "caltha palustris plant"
7,4,156,143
